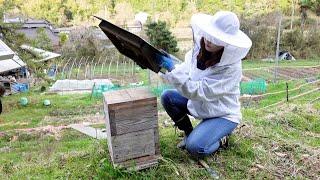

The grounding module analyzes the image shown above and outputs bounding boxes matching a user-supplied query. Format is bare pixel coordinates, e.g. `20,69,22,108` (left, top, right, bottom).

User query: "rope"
240,79,320,100
243,64,320,71
260,87,320,110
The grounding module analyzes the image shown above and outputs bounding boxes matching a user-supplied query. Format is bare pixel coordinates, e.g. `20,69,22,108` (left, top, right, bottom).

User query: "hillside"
2,0,318,27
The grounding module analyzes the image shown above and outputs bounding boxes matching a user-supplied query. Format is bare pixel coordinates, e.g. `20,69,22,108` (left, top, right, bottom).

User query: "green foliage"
281,28,320,58
31,28,53,51
145,21,179,54
241,11,320,59
59,33,68,45
241,17,276,59
300,0,312,7
281,29,305,57
2,0,305,27
0,0,14,20
299,0,320,15
109,0,116,15
196,0,224,14
64,9,73,21
61,27,97,58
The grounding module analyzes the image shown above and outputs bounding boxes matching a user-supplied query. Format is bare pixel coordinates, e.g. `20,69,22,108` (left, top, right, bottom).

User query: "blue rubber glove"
156,53,174,72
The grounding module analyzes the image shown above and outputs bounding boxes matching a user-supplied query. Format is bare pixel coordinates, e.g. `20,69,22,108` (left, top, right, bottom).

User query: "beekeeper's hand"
156,53,174,72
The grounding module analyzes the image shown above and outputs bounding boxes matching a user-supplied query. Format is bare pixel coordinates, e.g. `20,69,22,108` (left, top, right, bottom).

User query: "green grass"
0,91,101,131
242,59,320,69
0,130,107,179
1,60,320,179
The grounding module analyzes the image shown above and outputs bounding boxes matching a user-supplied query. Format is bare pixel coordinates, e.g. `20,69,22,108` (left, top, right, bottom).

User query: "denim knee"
160,89,175,107
185,137,206,157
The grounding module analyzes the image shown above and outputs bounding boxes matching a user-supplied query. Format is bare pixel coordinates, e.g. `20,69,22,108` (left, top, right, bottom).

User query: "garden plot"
243,66,320,81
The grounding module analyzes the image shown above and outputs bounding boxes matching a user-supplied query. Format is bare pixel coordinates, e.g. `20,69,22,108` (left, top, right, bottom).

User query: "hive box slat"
112,105,158,135
154,127,160,155
116,155,161,171
111,128,155,163
103,87,160,170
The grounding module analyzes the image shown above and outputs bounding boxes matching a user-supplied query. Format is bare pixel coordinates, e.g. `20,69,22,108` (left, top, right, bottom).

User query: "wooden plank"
109,105,157,135
70,124,107,139
105,101,157,135
115,155,161,171
104,89,131,105
107,98,156,110
154,127,160,155
103,87,155,105
110,129,155,163
126,87,155,101
104,102,114,158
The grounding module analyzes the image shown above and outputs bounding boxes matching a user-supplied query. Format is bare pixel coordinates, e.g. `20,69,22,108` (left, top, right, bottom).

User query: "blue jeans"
161,89,238,157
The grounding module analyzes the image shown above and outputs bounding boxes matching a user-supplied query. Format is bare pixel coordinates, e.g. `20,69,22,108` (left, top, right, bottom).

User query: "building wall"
16,28,60,47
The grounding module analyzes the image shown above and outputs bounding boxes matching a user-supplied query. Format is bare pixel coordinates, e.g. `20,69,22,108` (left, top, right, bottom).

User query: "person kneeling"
157,11,252,158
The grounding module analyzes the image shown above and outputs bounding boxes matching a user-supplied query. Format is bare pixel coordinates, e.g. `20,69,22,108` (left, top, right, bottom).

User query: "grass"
1,60,320,179
257,80,319,108
0,91,102,131
242,58,320,69
0,130,107,179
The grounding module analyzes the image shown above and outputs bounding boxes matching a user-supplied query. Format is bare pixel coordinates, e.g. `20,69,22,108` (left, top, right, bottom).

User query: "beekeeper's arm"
160,51,241,102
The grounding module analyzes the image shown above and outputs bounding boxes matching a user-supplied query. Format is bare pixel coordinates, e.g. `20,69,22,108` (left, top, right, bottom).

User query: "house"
0,39,26,76
3,14,73,49
0,39,28,94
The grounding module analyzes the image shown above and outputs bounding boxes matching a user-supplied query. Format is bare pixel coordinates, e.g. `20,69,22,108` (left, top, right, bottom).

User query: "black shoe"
177,136,187,149
174,115,193,136
219,135,229,149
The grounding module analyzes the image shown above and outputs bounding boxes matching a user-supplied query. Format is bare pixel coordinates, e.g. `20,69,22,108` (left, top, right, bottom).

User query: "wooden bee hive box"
103,87,160,170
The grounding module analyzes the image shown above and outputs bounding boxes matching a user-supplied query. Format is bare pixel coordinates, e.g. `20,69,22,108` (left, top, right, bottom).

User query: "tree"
300,0,310,28
145,21,179,54
0,0,14,36
31,28,53,51
109,0,116,15
64,9,73,21
59,32,68,45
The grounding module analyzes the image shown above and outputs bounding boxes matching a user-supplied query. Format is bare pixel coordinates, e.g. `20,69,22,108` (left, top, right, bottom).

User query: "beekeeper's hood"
191,11,252,66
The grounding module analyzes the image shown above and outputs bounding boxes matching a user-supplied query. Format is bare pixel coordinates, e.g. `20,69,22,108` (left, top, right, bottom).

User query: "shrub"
281,29,305,58
281,27,320,58
145,21,179,54
31,28,53,51
241,12,320,59
241,17,276,59
59,33,68,45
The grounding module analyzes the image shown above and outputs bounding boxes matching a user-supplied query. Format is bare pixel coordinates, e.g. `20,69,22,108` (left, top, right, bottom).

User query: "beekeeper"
156,11,252,157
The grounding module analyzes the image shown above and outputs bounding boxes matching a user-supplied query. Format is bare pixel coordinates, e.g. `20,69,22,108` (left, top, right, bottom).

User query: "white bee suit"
160,12,252,124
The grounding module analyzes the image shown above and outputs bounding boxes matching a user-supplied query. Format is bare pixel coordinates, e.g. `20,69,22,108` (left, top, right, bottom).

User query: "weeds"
0,65,319,178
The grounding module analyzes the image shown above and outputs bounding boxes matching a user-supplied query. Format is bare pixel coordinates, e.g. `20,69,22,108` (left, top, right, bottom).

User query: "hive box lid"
95,16,164,73
103,87,156,105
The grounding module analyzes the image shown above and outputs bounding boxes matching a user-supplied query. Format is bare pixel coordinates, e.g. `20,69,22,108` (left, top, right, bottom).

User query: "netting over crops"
240,78,267,95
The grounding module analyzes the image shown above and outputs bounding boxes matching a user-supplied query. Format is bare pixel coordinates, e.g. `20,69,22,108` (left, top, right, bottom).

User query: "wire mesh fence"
50,50,169,96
